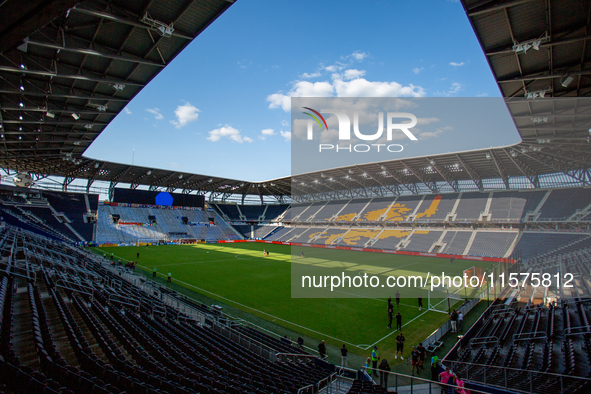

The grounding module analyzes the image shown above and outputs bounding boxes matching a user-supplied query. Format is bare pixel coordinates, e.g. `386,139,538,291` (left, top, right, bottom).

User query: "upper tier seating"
415,194,458,221
537,188,591,221
455,192,489,220
513,232,590,261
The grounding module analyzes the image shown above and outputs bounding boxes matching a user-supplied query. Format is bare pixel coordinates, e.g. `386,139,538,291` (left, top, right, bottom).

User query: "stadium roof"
0,0,590,203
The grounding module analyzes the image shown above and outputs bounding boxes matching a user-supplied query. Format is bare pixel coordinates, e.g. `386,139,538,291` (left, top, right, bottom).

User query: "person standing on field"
341,344,348,367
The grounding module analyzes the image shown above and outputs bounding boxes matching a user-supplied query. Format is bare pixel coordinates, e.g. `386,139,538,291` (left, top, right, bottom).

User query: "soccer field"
93,243,495,362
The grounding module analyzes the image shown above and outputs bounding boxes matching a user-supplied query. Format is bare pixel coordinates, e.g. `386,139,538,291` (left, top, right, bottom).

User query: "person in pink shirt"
455,374,470,394
438,367,455,394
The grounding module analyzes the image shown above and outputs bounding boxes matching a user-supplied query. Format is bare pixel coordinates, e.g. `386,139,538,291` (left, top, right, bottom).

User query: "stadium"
0,0,590,393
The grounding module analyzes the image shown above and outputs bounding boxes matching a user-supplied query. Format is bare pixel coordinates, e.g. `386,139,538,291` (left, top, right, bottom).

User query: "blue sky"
84,0,518,182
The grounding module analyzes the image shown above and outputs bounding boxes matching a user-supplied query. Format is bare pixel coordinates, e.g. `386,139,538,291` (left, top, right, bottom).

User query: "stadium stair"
329,200,351,222
504,231,522,258
352,199,374,221
405,195,426,221
364,228,385,247
462,231,478,255
525,190,552,222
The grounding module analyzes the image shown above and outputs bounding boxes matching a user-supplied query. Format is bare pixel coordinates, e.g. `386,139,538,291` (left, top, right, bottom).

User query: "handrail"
297,383,314,394
276,352,318,364
444,359,591,381
359,366,503,394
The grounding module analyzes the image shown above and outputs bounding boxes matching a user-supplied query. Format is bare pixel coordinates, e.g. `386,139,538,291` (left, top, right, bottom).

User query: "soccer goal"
135,238,159,246
427,285,465,314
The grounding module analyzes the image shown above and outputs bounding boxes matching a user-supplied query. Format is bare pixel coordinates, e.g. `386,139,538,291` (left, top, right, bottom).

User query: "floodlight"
485,153,491,160
46,112,55,118
561,76,574,88
71,113,80,120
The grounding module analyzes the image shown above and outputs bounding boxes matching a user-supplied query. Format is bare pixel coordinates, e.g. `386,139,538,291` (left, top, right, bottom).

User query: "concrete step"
12,286,39,369
42,296,80,367
66,297,112,365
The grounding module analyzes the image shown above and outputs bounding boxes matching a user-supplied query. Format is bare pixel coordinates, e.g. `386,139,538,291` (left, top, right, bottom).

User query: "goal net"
135,238,160,246
427,284,465,314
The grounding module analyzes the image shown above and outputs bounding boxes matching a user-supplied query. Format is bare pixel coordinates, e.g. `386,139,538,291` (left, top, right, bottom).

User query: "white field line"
94,246,451,351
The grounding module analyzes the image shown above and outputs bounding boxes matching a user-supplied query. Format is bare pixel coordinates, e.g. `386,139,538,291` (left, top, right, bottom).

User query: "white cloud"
476,93,489,97
436,82,464,97
343,69,366,80
301,71,322,79
259,128,275,140
412,67,424,74
124,107,132,115
267,81,335,112
325,65,338,72
170,102,200,128
332,75,425,97
352,51,368,61
280,130,291,141
449,61,465,67
268,73,423,112
207,126,253,143
418,126,452,140
146,108,163,120
281,120,289,127
416,117,440,126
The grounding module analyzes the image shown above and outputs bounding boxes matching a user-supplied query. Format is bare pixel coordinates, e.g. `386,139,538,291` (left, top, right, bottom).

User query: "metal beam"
26,40,165,67
72,6,193,40
0,65,143,87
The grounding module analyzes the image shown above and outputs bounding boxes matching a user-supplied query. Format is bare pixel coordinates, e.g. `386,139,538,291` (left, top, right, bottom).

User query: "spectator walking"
416,342,426,372
450,310,458,332
455,373,470,394
410,347,420,376
297,337,304,349
438,367,455,394
341,344,348,367
318,340,327,359
378,359,391,389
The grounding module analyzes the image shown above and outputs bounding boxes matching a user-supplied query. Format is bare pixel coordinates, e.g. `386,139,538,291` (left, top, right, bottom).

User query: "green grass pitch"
92,242,495,364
